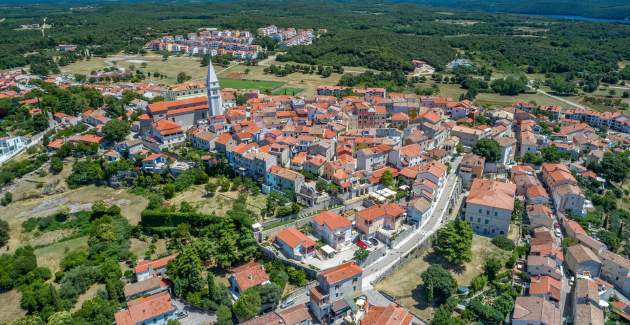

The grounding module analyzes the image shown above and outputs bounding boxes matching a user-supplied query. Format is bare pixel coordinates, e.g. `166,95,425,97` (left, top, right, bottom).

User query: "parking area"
172,299,216,325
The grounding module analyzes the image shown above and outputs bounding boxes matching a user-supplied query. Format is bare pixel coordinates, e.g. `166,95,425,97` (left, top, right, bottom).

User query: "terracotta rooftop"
275,227,316,250
230,260,269,292
114,291,175,325
319,261,362,285
356,203,405,222
312,210,352,231
467,179,516,211
362,304,413,325
134,255,176,274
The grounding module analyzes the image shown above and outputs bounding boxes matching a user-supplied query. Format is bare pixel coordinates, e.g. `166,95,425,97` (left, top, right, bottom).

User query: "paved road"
273,156,462,315
533,88,585,109
362,156,462,289
172,299,217,325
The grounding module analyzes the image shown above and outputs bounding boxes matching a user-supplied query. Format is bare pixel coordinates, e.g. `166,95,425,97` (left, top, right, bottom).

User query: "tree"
258,283,282,308
0,219,9,248
232,287,261,322
421,265,457,305
472,138,501,162
167,246,203,297
483,257,502,281
598,152,630,182
491,236,515,251
50,157,64,174
434,219,473,266
353,248,369,263
380,170,395,188
216,305,233,325
547,77,577,95
470,275,487,292
102,120,130,142
490,76,527,95
176,72,191,84
46,311,73,325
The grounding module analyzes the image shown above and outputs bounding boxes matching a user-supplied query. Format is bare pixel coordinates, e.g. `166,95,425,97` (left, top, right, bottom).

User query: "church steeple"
206,59,223,116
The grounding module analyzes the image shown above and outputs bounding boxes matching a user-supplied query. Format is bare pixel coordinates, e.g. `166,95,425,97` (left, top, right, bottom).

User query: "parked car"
175,311,188,319
280,297,296,309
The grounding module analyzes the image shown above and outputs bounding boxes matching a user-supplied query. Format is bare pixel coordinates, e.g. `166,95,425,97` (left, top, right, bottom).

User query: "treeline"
264,63,342,77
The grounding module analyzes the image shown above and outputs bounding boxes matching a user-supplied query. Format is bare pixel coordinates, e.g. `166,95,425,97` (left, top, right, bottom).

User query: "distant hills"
1,0,629,20
397,0,630,20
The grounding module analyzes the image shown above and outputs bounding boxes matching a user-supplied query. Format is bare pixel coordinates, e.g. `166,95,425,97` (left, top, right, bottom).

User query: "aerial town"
1,2,630,325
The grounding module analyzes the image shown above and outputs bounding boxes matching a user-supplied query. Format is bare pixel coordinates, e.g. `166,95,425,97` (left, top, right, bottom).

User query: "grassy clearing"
374,235,510,321
420,82,576,108
72,284,105,312
0,289,27,324
3,184,148,253
129,238,168,260
166,183,266,218
218,63,342,96
272,87,304,96
61,53,209,84
219,78,285,92
34,236,88,273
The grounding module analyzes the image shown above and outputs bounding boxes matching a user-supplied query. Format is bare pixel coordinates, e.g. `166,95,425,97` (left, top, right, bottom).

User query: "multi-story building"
133,255,176,282
573,277,605,325
265,165,305,193
229,261,270,298
355,203,406,237
356,144,393,171
309,262,363,323
512,296,561,325
600,250,630,297
459,153,484,189
565,244,601,277
311,211,353,249
541,163,585,217
114,291,176,325
274,227,316,261
464,179,516,237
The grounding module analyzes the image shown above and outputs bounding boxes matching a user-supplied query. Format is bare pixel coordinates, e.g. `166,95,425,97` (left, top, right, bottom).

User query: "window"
494,212,497,216
485,219,489,224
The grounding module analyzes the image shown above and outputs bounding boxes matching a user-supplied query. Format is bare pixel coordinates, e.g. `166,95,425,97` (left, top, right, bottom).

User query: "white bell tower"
206,59,223,116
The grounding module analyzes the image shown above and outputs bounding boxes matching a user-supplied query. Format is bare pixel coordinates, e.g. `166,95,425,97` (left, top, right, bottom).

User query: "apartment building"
309,262,363,322
464,179,516,237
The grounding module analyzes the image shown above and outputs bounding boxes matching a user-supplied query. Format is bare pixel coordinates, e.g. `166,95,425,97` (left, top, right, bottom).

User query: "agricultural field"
374,235,510,321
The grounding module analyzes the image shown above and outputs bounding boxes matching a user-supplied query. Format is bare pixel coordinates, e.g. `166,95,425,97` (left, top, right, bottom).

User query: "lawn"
61,53,210,85
218,63,343,96
218,78,285,93
272,87,304,96
374,235,510,321
167,183,267,219
421,82,579,108
34,236,89,273
129,238,168,260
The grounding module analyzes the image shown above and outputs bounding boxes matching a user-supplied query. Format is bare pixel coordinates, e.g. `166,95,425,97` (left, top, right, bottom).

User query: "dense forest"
1,0,630,79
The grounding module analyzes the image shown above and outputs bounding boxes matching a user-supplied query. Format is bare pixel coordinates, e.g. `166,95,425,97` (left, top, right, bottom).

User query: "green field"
272,87,304,96
218,78,285,93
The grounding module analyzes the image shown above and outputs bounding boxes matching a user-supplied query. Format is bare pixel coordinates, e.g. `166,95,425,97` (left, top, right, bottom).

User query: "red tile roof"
114,291,175,325
319,261,362,285
275,227,316,249
134,255,176,274
230,261,269,292
312,211,352,231
356,203,405,222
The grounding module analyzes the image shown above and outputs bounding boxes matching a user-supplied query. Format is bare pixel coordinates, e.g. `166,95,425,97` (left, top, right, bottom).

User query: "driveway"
172,299,217,325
